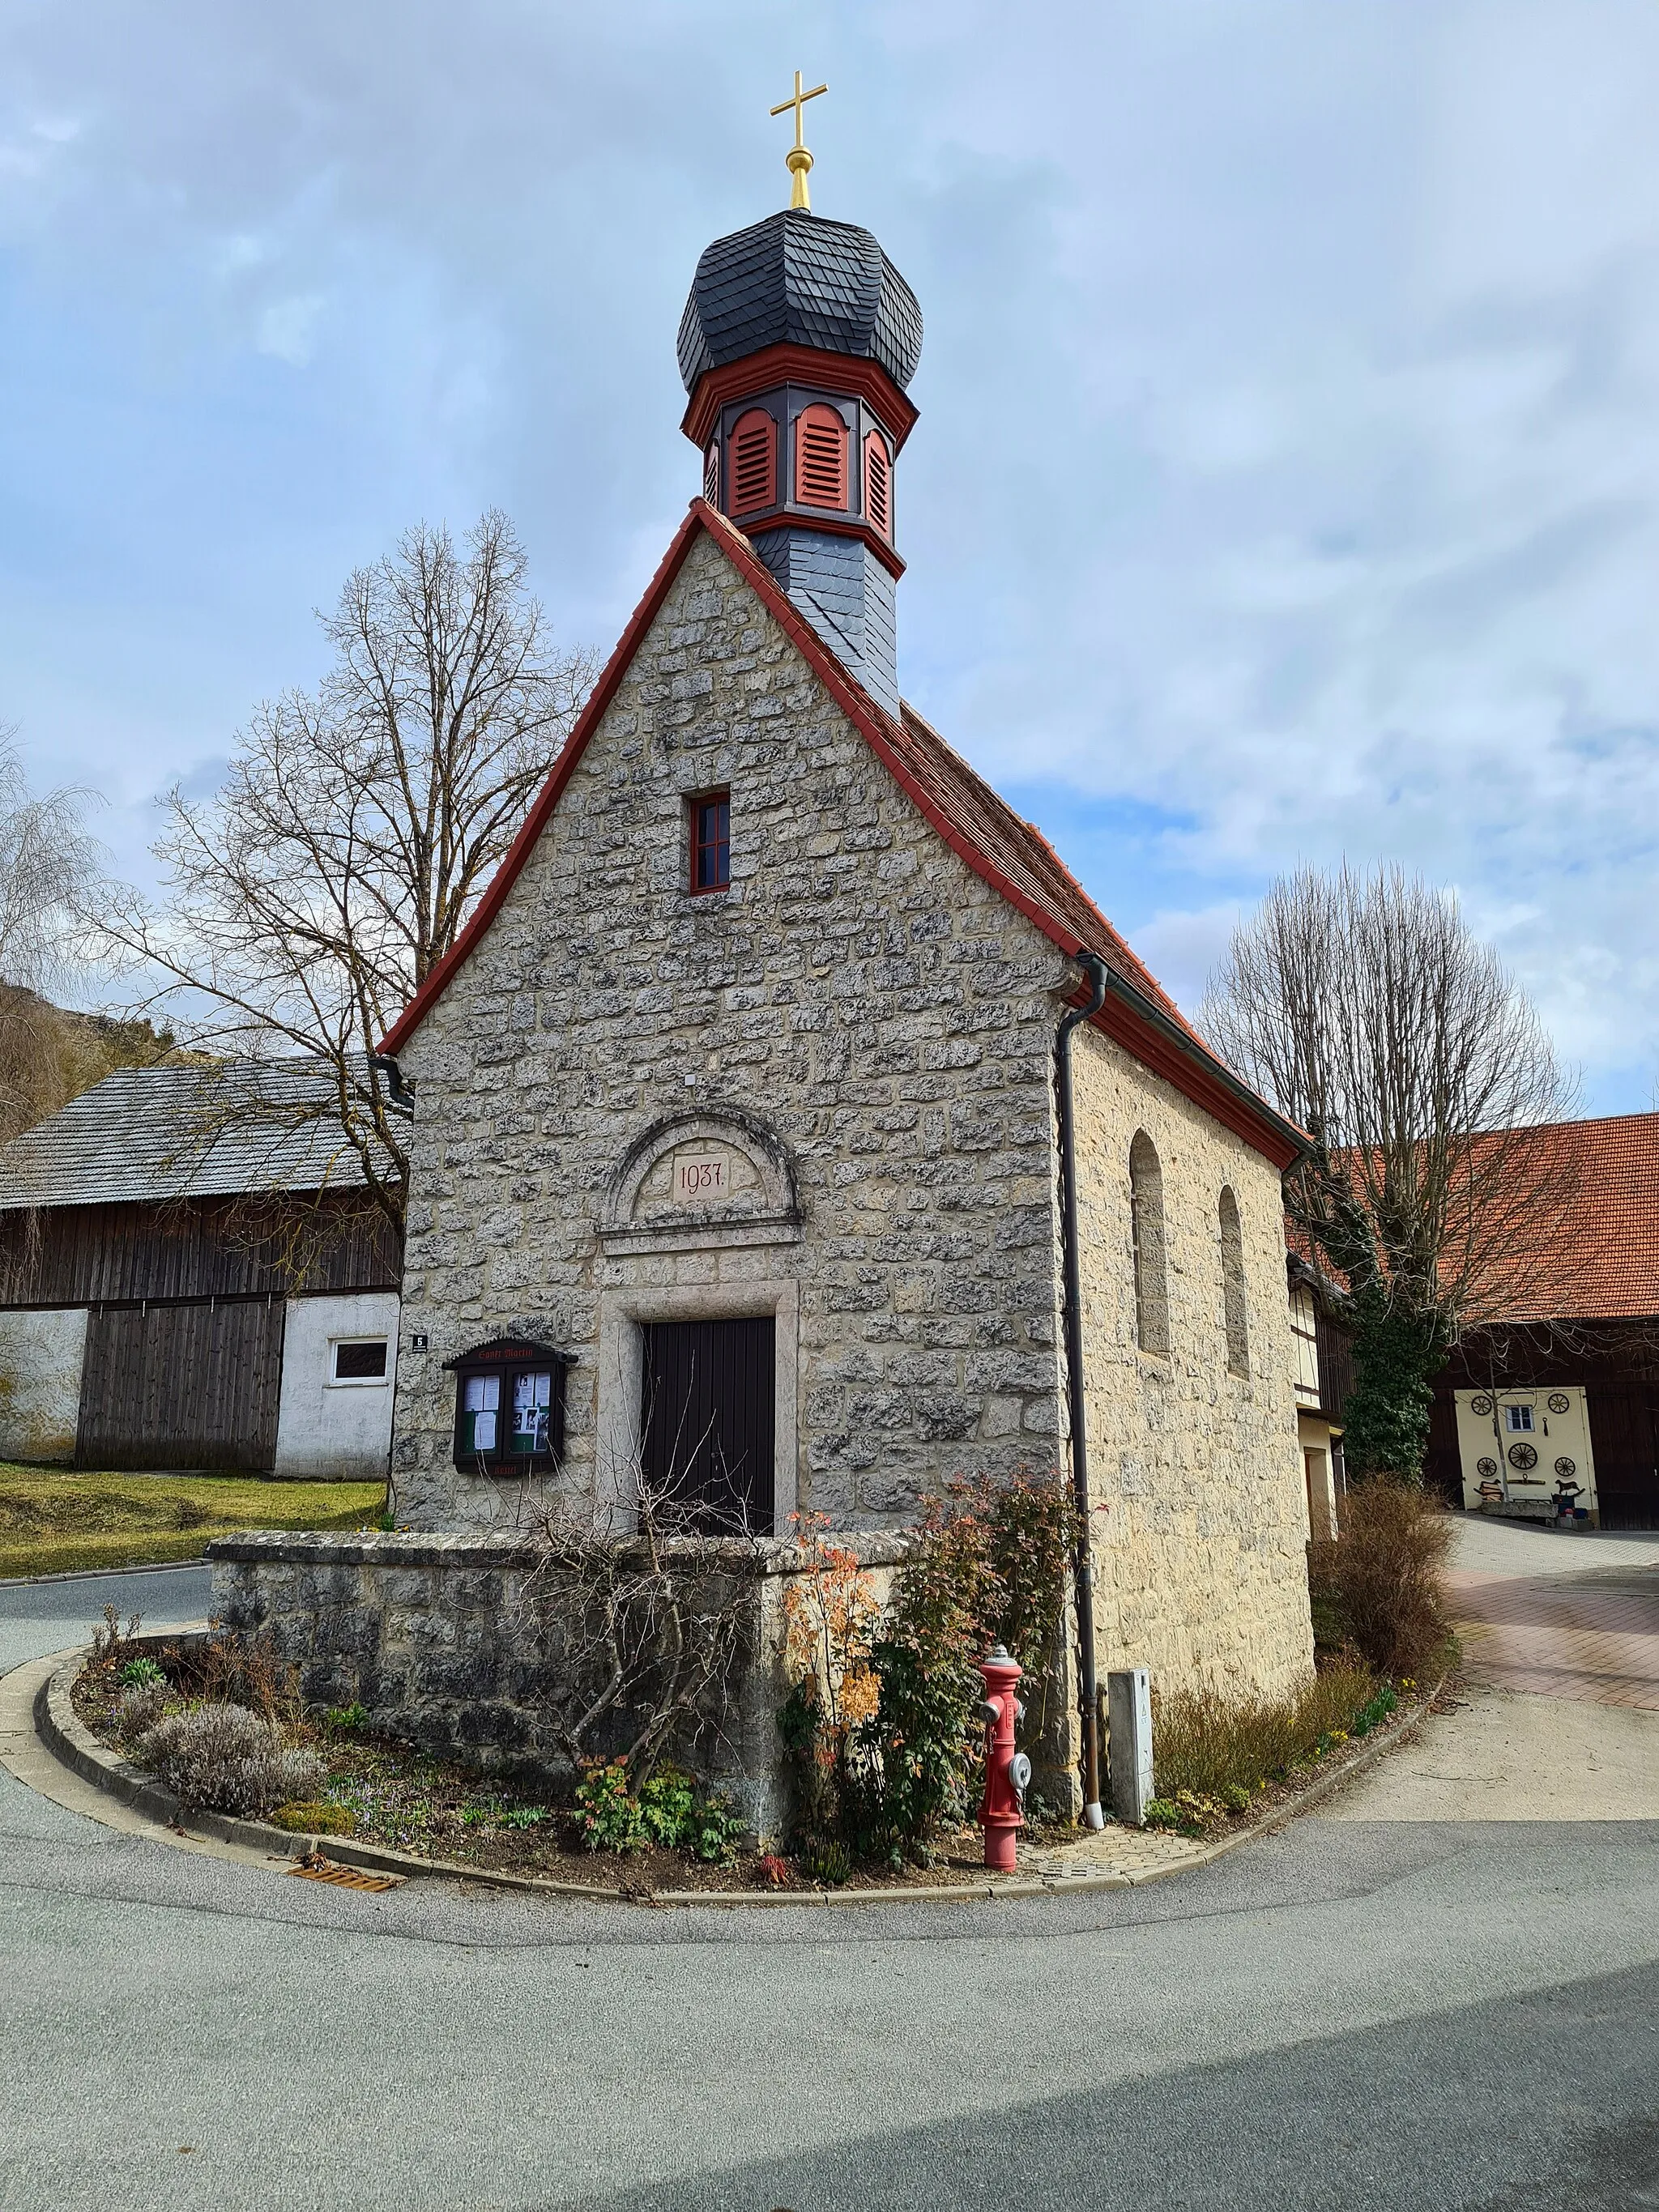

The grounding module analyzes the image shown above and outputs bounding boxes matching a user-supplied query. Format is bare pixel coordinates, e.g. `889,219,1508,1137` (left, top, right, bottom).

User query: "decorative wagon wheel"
1469,1393,1495,1417
1547,1392,1571,1414
1508,1442,1538,1471
1476,1455,1499,1477
1554,1456,1576,1477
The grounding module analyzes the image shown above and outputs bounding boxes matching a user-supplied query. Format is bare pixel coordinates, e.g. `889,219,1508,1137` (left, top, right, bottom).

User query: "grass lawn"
0,1465,387,1580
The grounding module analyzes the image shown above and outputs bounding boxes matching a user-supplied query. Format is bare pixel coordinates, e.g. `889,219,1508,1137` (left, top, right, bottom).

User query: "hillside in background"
0,985,193,1146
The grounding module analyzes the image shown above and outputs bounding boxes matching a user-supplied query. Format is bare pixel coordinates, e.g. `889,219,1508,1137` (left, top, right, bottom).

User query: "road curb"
17,1641,1442,1912
0,1557,211,1589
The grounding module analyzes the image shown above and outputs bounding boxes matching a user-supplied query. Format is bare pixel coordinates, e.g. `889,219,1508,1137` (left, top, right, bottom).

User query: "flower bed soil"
69,1636,1053,1894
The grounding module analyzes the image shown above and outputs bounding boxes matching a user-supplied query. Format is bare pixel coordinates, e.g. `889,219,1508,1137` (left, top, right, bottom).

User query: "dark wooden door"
639,1316,775,1534
1587,1383,1659,1530
76,1300,285,1472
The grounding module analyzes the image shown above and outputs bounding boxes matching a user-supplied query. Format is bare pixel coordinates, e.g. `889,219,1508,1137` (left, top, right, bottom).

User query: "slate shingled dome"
677,209,923,395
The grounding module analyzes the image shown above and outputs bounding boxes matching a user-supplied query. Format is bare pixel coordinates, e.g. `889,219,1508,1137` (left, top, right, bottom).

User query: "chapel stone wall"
1071,1026,1315,1706
392,532,1071,1533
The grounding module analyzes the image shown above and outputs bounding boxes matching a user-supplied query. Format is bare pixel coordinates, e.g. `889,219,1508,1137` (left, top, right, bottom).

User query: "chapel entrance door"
639,1316,775,1535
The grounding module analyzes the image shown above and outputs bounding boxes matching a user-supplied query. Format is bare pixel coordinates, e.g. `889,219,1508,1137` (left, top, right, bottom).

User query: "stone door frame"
595,1278,800,1534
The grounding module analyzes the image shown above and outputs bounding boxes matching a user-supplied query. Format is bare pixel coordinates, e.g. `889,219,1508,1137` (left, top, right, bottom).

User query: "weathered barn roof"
378,499,1306,1169
0,1061,376,1212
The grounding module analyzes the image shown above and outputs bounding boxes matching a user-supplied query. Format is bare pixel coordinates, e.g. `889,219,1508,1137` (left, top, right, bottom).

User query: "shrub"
181,1632,301,1727
115,1681,171,1745
137,1703,322,1818
574,1759,646,1853
1309,1477,1453,1677
1151,1659,1378,1801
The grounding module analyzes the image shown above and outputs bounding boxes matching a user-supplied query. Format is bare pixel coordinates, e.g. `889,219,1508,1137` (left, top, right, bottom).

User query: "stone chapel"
370,190,1316,1717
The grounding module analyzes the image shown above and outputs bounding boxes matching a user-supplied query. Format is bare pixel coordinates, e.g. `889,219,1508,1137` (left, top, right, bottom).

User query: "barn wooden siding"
0,1192,401,1309
76,1300,285,1472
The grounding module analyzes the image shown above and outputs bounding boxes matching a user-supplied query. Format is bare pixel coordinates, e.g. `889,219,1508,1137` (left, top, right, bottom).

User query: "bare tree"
515,1457,768,1787
0,731,132,1142
1201,864,1579,1480
96,514,595,1225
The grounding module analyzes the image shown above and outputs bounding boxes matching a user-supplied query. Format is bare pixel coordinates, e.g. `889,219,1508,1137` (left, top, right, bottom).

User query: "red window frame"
689,790,731,895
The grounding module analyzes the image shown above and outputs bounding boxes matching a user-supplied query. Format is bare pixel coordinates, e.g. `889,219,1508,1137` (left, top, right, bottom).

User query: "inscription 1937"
672,1154,729,1203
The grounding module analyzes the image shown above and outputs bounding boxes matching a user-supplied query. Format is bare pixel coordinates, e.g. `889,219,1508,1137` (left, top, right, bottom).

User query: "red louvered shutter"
730,410,776,516
704,440,719,506
795,404,848,510
863,432,891,539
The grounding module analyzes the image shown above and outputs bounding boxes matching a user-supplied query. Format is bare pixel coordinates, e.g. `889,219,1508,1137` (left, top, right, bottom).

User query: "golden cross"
770,70,828,211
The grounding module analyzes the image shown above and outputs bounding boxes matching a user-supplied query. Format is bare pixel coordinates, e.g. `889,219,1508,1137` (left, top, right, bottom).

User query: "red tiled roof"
1283,1112,1659,1324
1473,1113,1659,1323
379,501,1299,1166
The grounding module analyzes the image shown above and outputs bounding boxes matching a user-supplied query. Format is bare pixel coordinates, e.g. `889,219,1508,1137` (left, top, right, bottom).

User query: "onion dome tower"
678,93,922,718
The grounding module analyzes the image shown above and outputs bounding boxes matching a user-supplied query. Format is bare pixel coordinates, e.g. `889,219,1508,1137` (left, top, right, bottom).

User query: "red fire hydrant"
977,1644,1030,1873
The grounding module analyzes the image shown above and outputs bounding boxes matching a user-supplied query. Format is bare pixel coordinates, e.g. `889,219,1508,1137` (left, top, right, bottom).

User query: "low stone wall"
208,1529,909,1840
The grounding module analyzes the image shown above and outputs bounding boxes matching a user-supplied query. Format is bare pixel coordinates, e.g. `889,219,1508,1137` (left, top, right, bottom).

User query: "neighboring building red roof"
1473,1112,1659,1324
1284,1112,1659,1326
378,500,1301,1167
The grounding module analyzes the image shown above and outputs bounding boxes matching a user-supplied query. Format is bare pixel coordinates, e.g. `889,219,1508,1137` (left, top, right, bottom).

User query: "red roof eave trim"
378,499,1300,1169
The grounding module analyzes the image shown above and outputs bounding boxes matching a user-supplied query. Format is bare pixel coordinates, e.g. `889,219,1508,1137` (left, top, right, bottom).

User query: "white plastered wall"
273,1291,401,1481
0,1308,87,1464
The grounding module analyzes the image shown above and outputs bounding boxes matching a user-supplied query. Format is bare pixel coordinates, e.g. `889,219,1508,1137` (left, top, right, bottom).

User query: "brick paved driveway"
1450,1522,1659,1710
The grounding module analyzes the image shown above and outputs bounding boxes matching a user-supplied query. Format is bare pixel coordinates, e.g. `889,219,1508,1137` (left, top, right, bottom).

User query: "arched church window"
730,409,776,516
864,431,891,538
1218,1186,1249,1377
1129,1131,1170,1355
795,403,848,509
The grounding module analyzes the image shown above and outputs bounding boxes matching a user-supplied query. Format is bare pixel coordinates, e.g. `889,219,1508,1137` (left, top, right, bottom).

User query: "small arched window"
1129,1132,1169,1356
729,409,776,517
795,403,849,509
863,431,891,539
1218,1186,1249,1378
703,440,719,506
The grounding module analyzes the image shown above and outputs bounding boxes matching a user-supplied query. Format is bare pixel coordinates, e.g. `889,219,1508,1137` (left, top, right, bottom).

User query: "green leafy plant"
117,1656,166,1690
574,1760,647,1853
497,1805,548,1831
805,1839,853,1886
323,1703,371,1734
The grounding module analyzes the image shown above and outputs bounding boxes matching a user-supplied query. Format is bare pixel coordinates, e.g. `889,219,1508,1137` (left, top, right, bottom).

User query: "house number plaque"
673,1153,730,1203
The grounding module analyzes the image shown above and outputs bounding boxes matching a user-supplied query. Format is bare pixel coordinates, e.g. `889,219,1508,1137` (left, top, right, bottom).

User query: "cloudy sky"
4,0,1658,1109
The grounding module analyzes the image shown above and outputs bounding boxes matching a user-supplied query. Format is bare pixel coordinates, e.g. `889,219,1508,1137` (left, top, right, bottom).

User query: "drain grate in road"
287,1856,405,1893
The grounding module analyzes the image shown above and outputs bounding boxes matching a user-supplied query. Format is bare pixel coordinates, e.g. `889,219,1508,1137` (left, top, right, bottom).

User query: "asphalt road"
2,1561,1657,2211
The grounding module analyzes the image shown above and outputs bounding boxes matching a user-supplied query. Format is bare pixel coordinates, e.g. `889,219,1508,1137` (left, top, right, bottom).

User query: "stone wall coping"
206,1527,914,1576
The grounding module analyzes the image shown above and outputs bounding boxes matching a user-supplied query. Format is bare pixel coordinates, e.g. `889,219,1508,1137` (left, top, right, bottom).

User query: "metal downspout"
1056,952,1110,1828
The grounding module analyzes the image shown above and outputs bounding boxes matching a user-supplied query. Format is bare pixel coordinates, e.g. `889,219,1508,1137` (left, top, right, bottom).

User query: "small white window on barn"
331,1339,390,1385
1504,1403,1535,1433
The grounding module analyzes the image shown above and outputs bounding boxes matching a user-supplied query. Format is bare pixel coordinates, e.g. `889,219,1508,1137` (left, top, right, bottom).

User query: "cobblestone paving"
1450,1558,1659,1710
1016,1825,1208,1885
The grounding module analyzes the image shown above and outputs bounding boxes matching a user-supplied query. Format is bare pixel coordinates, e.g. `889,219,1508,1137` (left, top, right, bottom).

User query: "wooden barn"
1427,1111,1659,1530
0,1063,402,1478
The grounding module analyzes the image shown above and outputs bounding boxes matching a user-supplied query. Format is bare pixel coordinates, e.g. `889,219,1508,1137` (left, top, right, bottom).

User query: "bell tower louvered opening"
794,403,848,510
863,431,891,539
730,408,777,517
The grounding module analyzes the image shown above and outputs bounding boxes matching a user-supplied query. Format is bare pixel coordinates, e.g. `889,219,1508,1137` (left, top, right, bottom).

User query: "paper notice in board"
473,1411,497,1450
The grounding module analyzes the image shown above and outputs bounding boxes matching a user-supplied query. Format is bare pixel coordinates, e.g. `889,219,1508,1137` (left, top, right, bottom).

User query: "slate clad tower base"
679,208,921,716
